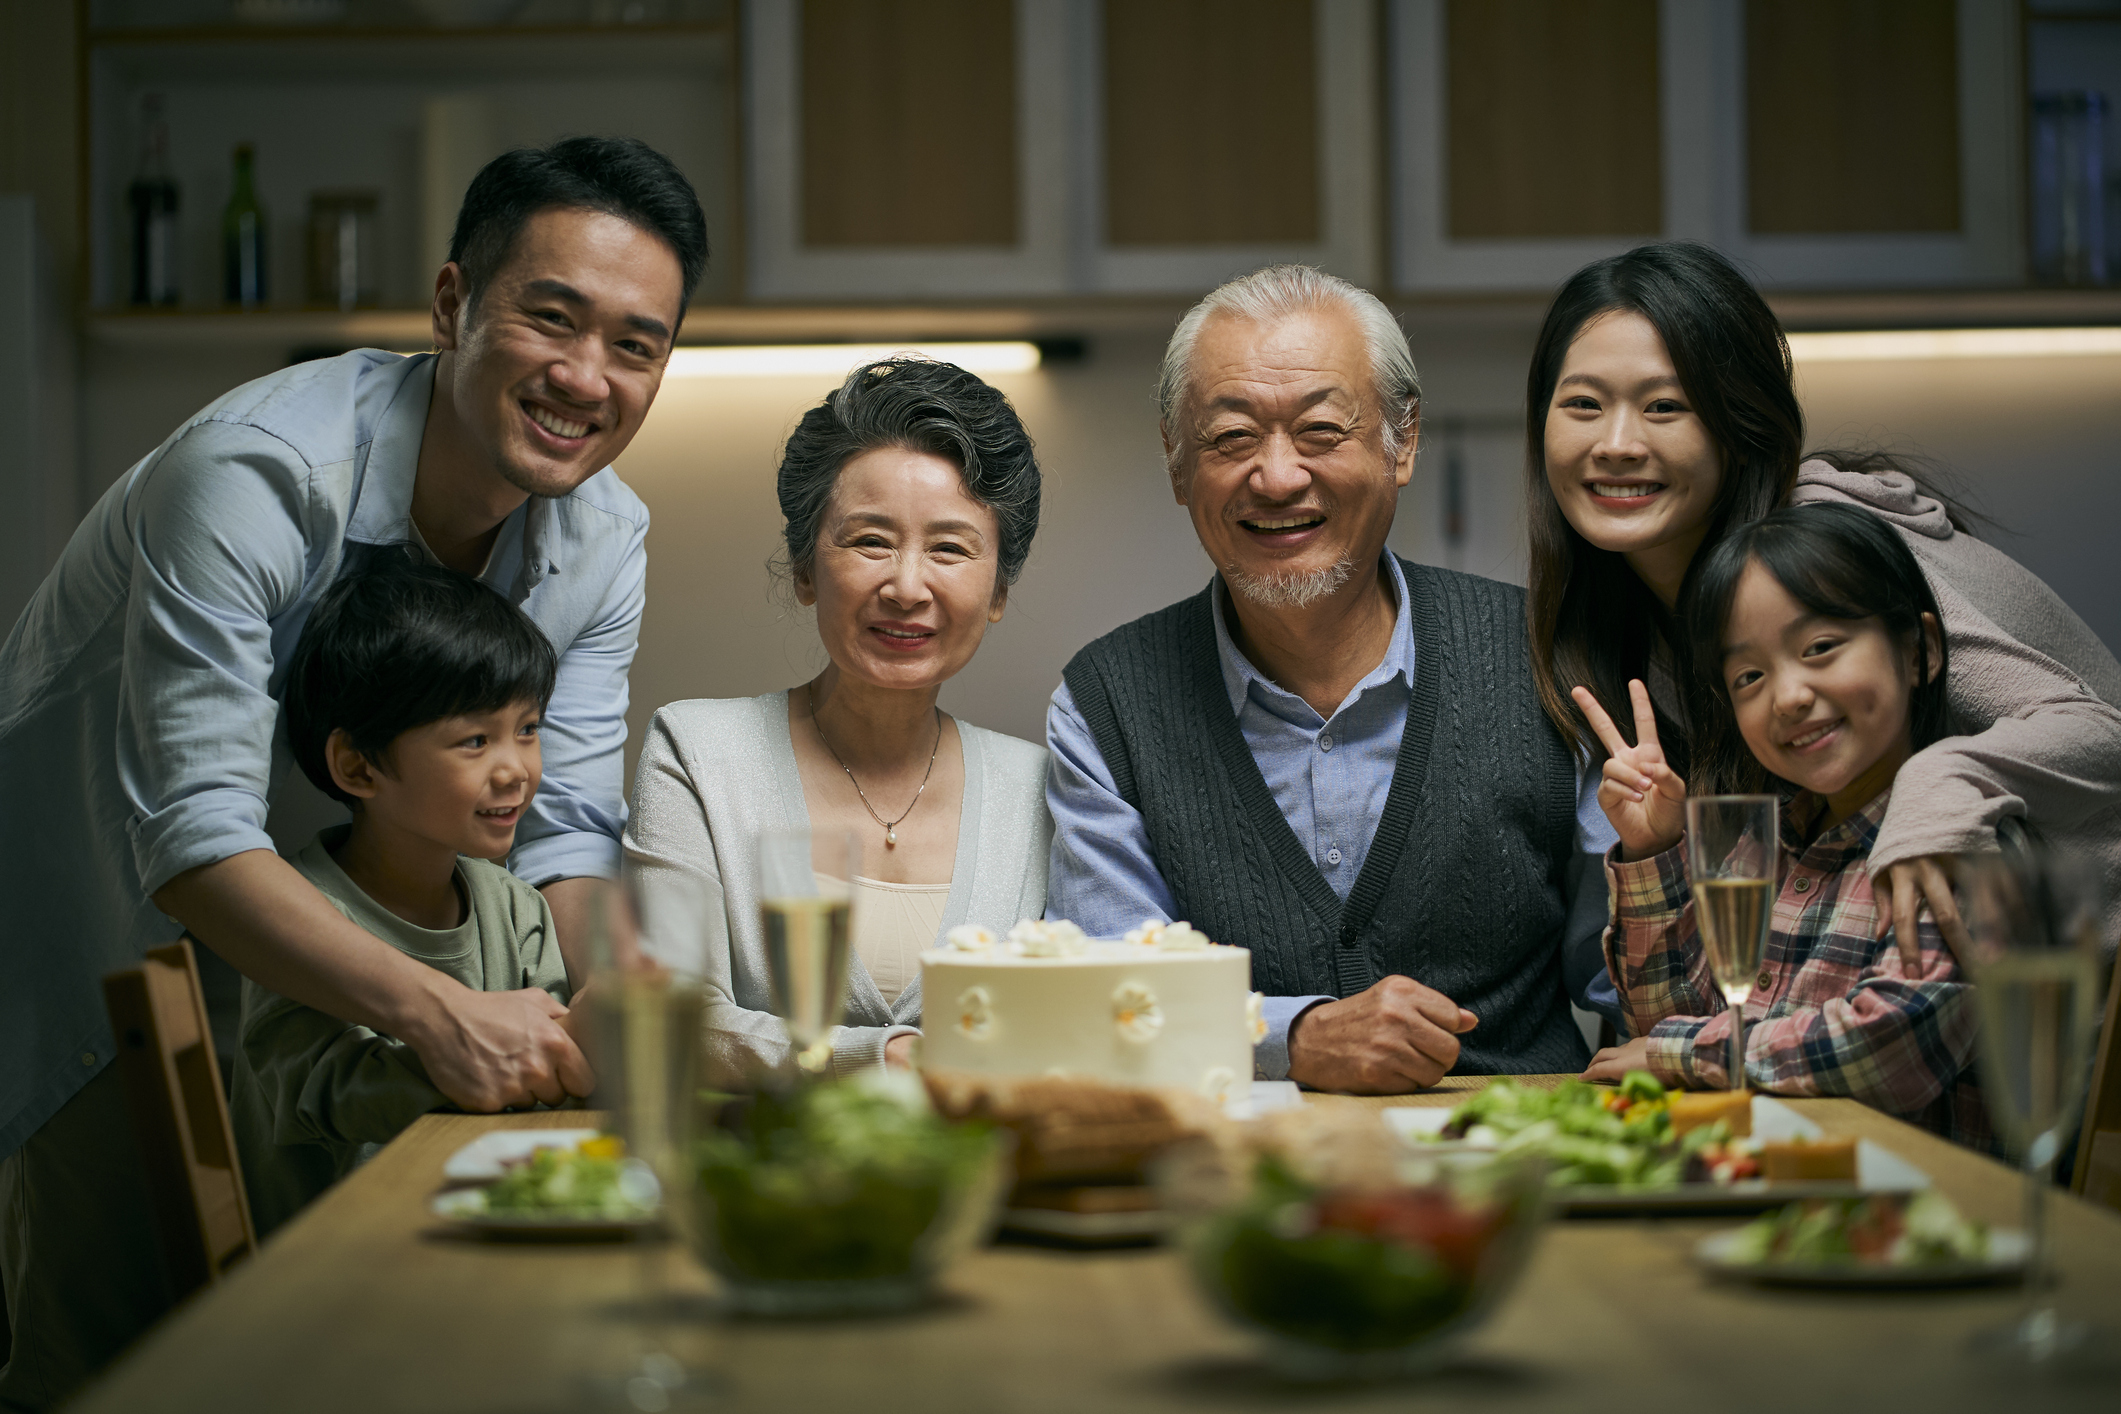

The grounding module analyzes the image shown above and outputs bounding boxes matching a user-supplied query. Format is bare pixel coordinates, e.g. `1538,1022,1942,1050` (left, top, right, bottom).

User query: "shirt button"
1793,877,1811,894
80,1052,96,1067
1756,971,1773,992
1319,734,1334,752
1327,848,1343,865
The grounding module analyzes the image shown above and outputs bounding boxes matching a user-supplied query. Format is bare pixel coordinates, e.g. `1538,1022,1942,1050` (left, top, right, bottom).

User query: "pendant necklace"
808,684,942,848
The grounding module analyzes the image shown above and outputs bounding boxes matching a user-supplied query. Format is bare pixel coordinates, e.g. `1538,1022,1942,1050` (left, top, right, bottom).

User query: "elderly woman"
626,358,1050,1084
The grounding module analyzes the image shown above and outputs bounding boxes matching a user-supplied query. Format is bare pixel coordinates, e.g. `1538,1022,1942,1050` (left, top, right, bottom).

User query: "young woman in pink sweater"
1523,242,2121,958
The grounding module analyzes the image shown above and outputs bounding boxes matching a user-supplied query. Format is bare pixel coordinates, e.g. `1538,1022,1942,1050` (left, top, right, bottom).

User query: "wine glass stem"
2023,1148,2053,1327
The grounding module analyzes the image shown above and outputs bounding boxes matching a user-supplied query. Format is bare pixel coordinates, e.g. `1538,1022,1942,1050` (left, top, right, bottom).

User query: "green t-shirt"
230,826,570,1236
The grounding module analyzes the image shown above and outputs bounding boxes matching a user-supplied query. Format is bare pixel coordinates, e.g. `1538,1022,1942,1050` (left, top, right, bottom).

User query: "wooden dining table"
66,1079,2121,1413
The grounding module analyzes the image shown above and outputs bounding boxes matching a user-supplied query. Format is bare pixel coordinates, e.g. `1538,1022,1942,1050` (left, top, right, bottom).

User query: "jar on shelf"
305,190,380,311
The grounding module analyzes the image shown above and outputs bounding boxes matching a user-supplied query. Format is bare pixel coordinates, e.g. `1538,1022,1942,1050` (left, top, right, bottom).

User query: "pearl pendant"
886,827,898,846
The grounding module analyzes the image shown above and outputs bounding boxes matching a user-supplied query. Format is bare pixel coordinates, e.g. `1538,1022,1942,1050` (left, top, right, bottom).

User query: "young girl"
1573,502,1989,1149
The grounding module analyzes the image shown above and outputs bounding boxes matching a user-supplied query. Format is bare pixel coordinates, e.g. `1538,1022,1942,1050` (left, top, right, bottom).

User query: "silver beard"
1222,556,1356,610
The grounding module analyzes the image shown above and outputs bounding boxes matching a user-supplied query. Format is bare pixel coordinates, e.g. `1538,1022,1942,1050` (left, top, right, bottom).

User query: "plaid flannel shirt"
1603,786,1991,1151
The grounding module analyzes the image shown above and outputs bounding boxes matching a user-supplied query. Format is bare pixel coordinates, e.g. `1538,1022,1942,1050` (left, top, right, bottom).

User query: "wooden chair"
102,938,257,1298
2072,947,2121,1210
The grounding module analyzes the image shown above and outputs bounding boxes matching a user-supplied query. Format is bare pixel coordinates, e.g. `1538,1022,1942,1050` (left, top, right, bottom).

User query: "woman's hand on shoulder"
1573,680,1687,863
1877,854,1971,972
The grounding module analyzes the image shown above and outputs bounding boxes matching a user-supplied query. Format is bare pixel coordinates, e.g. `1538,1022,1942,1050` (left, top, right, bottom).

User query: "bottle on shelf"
223,144,268,309
127,95,180,307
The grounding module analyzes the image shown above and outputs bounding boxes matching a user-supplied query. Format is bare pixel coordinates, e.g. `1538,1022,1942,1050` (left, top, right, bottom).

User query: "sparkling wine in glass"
580,877,716,1411
1686,795,1778,1094
757,829,858,1075
1955,846,2109,1365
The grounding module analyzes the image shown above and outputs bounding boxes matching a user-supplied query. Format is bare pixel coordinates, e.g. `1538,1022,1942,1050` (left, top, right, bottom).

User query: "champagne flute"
1686,795,1779,1094
1954,846,2108,1365
757,829,859,1076
580,877,716,1412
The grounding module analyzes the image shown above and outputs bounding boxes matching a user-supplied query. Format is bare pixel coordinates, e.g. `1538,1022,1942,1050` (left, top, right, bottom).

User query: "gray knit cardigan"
623,691,1051,1085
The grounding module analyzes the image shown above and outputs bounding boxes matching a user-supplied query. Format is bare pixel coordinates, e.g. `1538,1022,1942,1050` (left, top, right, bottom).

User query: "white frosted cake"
919,919,1261,1100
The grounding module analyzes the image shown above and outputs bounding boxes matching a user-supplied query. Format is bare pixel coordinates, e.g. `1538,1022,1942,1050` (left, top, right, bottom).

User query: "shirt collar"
343,352,562,592
1207,551,1416,725
346,353,436,548
1783,784,1891,860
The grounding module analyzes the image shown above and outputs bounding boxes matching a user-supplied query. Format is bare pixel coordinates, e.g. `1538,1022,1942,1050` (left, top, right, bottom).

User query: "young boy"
232,551,572,1234
1574,504,1989,1150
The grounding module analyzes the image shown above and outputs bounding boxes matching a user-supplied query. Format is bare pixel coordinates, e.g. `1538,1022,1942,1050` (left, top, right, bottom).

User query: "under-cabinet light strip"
663,342,1043,377
1786,327,2121,361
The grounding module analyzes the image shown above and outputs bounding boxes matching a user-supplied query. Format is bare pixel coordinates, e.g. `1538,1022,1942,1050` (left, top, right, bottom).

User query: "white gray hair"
1157,264,1421,479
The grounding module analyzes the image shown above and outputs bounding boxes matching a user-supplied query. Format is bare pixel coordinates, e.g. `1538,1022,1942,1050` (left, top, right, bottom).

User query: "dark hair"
285,548,560,805
1524,241,1805,773
1681,502,1948,794
773,357,1042,591
448,136,709,316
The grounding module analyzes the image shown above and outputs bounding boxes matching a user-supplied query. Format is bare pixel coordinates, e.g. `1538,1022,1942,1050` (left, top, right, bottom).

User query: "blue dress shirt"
1045,554,1620,1079
0,350,647,1158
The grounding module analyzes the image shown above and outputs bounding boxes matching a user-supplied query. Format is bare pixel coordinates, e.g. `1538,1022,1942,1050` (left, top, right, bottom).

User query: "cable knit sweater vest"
1063,559,1590,1075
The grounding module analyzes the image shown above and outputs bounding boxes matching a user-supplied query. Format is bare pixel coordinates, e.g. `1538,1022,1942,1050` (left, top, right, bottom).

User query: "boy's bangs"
397,597,559,728
284,548,561,805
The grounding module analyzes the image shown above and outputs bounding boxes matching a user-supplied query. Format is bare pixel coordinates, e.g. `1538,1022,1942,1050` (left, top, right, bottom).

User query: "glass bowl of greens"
1171,1149,1547,1380
691,1072,1011,1316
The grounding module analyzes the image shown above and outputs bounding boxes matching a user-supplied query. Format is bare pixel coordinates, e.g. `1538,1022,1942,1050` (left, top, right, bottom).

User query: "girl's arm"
1672,904,1976,1116
1602,842,1726,1072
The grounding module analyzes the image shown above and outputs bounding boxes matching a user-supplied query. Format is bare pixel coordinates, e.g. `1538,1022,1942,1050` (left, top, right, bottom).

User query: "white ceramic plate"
429,1187,658,1237
999,1205,1174,1241
1384,1096,1931,1213
1694,1226,2030,1287
440,1128,599,1182
1224,1081,1305,1121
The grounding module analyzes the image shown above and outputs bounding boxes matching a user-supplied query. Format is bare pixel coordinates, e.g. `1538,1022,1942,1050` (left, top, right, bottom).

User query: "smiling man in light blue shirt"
1048,266,1619,1096
0,138,705,1409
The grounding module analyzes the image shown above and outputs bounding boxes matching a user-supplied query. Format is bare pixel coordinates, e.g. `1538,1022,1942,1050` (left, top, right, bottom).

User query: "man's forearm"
152,848,456,1042
539,876,607,989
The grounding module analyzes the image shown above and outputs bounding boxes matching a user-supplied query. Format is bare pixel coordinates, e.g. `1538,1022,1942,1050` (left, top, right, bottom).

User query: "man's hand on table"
402,977,595,1111
1285,975,1477,1093
1581,1035,1652,1084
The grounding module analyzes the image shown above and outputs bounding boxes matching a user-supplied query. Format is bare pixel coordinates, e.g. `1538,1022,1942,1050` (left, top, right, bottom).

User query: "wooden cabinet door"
1084,0,1382,293
746,0,1075,298
1391,0,2023,292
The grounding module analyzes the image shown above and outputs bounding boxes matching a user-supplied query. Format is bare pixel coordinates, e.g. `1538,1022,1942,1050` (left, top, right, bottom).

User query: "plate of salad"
431,1134,661,1236
1384,1074,1929,1213
1695,1192,2027,1287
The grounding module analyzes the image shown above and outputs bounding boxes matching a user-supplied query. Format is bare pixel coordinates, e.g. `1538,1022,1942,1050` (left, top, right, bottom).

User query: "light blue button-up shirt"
1045,554,1619,1079
0,350,647,1158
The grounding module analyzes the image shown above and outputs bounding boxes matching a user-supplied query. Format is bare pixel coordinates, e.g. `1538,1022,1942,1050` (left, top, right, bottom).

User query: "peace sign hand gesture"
1572,680,1687,863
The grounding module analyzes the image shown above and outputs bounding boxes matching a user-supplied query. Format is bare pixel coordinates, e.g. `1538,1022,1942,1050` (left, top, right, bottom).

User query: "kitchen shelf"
88,24,730,81
85,286,2121,355
82,298,1203,350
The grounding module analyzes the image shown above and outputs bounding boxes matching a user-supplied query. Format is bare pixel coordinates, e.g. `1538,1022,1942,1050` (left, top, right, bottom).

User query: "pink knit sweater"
1791,462,2121,931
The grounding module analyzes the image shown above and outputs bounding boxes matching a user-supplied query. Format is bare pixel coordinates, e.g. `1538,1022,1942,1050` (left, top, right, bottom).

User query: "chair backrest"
2072,947,2121,1210
103,938,257,1297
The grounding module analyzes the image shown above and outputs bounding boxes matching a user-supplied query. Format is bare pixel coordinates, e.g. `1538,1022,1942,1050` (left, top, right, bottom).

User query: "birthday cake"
918,919,1260,1101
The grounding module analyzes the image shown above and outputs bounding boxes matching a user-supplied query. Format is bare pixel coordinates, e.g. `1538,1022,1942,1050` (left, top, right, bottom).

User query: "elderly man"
1047,265,1615,1093
0,137,703,1408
